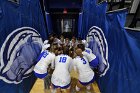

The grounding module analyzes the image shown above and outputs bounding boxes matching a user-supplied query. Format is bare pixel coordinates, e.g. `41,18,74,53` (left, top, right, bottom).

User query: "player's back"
73,56,94,82
54,54,72,73
85,48,92,54
51,54,73,86
83,47,96,62
73,56,92,75
34,50,55,74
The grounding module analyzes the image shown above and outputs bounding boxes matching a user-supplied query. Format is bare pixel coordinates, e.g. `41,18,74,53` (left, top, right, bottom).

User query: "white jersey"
34,50,55,74
82,48,96,62
73,56,94,82
70,41,78,47
51,54,73,87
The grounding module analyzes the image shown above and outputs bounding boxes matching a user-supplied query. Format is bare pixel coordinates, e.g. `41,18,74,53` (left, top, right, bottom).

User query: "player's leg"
60,83,71,93
56,88,62,93
65,85,71,93
86,84,93,93
50,83,56,93
85,76,95,93
75,80,84,92
43,75,51,93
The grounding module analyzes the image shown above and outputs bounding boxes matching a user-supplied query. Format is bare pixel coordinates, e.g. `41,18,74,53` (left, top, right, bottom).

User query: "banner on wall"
0,0,48,93
81,0,140,93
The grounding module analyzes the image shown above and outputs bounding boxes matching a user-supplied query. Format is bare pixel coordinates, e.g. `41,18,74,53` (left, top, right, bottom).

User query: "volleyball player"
73,45,95,93
51,46,73,93
33,44,55,79
77,44,99,68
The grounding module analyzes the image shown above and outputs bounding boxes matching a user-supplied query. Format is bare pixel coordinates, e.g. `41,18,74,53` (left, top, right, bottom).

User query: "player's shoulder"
85,47,92,51
39,50,49,57
55,54,65,58
61,54,72,59
73,56,81,61
50,52,55,55
82,51,88,55
42,50,48,53
83,55,89,60
66,55,73,60
48,52,55,58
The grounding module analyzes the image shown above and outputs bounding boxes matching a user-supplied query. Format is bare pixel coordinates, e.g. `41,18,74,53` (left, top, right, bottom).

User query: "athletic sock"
86,85,91,90
75,85,80,91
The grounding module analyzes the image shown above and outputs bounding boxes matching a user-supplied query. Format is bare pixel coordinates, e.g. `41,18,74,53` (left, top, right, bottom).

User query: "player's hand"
42,44,50,51
43,40,49,45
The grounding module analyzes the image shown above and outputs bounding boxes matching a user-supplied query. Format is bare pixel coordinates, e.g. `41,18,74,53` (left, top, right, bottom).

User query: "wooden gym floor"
30,70,101,93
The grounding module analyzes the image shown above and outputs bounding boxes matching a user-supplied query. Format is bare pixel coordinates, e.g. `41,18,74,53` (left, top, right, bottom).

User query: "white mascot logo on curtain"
0,27,43,84
86,26,109,77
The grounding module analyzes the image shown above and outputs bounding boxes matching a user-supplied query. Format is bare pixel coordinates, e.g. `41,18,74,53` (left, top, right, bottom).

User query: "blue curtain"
79,0,107,39
78,12,83,38
82,0,140,93
0,0,48,93
43,0,53,35
45,12,53,35
97,9,140,93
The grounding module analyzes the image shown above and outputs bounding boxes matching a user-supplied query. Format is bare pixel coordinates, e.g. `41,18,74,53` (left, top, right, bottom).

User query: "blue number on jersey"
37,51,49,62
59,57,67,63
81,58,87,64
42,51,49,58
85,49,90,54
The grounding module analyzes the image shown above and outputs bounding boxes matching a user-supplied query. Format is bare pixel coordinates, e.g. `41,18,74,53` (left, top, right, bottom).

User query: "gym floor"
30,69,101,93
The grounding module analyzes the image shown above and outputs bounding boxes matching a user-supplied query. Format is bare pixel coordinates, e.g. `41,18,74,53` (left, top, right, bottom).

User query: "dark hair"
77,44,85,51
77,37,82,41
63,46,69,55
56,47,63,55
72,36,76,40
48,39,54,45
47,47,51,51
58,47,62,51
69,47,74,52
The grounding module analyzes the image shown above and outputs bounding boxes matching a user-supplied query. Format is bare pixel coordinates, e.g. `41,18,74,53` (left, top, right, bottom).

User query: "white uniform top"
54,38,62,47
51,54,73,87
82,48,96,62
70,41,78,47
73,56,94,82
34,50,55,74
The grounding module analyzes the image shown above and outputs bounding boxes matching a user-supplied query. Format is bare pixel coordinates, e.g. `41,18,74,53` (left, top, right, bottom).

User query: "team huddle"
33,34,101,93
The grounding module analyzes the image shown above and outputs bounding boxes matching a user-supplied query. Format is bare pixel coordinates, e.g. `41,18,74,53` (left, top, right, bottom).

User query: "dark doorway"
50,9,79,38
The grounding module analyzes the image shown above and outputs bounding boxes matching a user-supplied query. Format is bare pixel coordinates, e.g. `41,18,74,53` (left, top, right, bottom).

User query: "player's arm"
51,56,55,69
73,59,78,73
91,56,99,67
36,50,49,62
48,64,54,74
68,58,74,72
